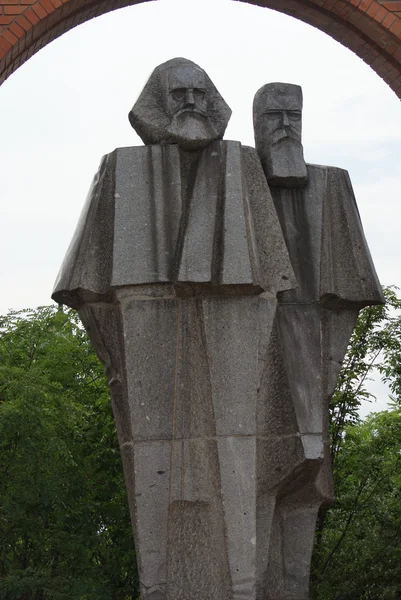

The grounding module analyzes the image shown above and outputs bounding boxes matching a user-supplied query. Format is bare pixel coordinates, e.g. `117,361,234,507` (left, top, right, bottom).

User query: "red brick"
359,0,375,10
382,12,397,26
32,3,47,18
4,6,28,14
366,2,381,17
334,4,352,17
380,1,401,10
0,32,12,49
373,5,390,21
370,54,388,67
385,68,399,81
331,2,347,15
16,13,33,30
392,44,401,58
9,21,25,37
389,17,401,33
23,6,39,24
2,27,17,43
41,0,56,13
322,0,339,10
0,0,401,97
384,39,399,52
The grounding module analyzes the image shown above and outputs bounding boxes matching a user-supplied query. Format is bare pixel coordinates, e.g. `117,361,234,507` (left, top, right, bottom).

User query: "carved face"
166,66,208,118
259,93,302,146
128,58,232,150
253,83,308,188
163,64,218,149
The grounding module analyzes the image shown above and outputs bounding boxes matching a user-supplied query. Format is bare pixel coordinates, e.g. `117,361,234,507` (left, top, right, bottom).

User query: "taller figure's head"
253,82,308,188
129,57,232,151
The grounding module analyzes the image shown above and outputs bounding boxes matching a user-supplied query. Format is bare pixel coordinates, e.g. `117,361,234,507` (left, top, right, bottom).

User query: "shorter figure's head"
253,82,308,188
129,58,232,151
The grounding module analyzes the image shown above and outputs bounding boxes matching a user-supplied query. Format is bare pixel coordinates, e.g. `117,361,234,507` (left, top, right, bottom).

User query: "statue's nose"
185,89,195,105
282,111,290,128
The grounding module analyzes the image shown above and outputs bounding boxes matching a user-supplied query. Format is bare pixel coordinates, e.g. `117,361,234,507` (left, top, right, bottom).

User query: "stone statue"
252,82,384,598
52,60,383,600
53,57,296,600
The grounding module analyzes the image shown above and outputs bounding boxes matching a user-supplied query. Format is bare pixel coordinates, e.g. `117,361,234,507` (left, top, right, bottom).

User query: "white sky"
1,0,400,414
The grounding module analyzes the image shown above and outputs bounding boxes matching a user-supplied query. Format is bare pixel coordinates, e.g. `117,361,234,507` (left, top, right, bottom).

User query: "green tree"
312,408,401,599
0,306,138,599
2,291,401,599
312,288,401,599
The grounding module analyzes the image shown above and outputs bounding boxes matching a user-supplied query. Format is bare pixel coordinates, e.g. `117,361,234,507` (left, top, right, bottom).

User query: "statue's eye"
171,89,186,101
193,89,205,100
288,111,301,120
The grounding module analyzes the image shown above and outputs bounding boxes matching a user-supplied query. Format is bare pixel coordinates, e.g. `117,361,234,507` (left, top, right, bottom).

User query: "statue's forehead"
167,66,206,89
263,94,302,111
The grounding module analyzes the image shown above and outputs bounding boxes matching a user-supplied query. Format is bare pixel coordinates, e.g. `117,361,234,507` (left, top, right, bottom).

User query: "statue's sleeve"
320,166,384,308
52,151,116,308
241,145,296,296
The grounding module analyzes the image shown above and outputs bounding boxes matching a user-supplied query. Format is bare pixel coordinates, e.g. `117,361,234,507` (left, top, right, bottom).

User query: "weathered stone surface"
253,82,308,188
129,57,232,151
53,57,295,596
270,165,384,308
253,81,384,599
79,293,277,600
53,62,384,600
52,141,295,308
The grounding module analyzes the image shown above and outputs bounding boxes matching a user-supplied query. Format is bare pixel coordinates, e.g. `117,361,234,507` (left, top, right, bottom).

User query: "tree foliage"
1,291,401,599
0,306,138,599
312,288,401,599
329,287,401,466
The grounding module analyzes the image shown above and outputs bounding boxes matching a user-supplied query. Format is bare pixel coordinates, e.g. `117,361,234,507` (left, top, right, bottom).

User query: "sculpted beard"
266,135,306,182
271,136,304,165
262,135,308,188
166,110,218,149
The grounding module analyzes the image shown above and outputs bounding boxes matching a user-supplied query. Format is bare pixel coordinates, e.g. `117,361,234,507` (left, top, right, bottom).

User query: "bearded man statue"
252,82,384,599
53,59,297,600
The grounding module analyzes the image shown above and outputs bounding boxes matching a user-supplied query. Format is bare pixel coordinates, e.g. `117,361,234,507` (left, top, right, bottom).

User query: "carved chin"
263,139,308,188
166,113,218,150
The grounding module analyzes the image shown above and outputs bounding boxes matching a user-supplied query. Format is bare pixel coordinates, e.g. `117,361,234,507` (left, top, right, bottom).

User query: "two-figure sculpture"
53,58,384,600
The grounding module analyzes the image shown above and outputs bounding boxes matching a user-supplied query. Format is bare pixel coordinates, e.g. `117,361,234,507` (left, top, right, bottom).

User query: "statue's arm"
52,151,117,309
320,166,385,308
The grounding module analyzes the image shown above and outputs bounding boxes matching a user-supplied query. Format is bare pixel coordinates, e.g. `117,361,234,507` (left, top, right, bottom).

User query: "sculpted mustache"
272,129,301,144
173,107,208,119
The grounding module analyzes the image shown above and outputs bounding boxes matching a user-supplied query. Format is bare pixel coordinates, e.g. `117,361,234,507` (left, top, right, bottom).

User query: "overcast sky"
1,0,400,414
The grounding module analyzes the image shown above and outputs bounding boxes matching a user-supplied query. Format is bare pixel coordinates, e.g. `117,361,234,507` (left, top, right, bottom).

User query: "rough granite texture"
253,83,308,188
252,82,384,599
129,58,232,151
52,142,295,308
52,65,384,600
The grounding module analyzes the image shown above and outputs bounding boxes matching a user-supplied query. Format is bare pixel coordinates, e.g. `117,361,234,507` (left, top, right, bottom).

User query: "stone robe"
53,141,295,305
52,144,384,599
53,140,298,600
258,164,384,598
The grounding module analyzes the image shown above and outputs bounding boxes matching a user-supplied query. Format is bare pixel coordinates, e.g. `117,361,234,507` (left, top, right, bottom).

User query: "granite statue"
52,59,383,600
253,82,384,598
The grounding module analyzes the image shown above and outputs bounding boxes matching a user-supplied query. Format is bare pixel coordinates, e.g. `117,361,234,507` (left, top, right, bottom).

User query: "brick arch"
1,0,401,96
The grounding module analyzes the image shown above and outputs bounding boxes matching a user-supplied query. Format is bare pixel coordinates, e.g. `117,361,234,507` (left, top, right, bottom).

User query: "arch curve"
1,0,401,97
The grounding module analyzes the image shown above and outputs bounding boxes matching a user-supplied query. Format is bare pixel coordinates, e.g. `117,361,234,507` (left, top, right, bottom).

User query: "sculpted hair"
253,82,303,123
128,57,232,145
